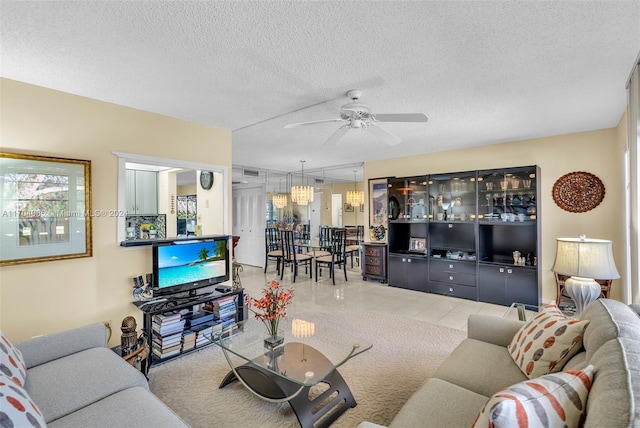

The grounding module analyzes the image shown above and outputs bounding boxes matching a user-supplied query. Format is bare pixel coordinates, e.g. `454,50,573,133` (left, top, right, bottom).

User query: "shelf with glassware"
387,176,429,222
476,167,537,223
476,166,540,306
428,171,478,223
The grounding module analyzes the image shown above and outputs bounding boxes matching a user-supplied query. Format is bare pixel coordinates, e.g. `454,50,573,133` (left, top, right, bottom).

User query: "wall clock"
199,171,214,190
552,171,605,213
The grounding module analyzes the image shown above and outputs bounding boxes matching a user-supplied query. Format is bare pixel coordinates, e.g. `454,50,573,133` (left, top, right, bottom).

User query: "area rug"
149,311,467,427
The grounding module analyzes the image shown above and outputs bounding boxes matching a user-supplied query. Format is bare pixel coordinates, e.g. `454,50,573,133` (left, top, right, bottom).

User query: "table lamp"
551,235,619,316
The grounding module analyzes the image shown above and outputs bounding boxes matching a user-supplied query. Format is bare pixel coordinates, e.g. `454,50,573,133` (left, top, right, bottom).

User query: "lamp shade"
552,237,620,279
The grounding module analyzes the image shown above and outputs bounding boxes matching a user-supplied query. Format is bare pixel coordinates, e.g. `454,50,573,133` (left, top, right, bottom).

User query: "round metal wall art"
552,171,605,213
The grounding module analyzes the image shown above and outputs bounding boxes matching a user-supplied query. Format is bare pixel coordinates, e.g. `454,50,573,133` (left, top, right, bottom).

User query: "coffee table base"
219,343,357,428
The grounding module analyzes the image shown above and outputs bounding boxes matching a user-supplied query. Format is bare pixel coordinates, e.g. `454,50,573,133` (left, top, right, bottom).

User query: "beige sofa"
359,298,640,427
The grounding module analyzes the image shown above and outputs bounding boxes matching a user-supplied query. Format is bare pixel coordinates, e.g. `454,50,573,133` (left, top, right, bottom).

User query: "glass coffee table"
503,302,577,321
209,317,372,428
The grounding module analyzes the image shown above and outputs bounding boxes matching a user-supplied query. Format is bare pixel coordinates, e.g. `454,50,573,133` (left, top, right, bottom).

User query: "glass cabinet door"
428,171,477,221
477,167,537,222
387,176,428,222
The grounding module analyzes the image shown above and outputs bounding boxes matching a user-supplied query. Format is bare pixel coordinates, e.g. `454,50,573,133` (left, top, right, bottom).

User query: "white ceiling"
2,1,639,189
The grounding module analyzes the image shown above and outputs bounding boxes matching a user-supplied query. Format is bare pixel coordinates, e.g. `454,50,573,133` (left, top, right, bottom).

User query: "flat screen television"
152,236,230,297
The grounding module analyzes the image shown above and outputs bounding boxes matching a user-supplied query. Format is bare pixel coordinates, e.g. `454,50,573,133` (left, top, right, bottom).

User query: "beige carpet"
149,311,467,428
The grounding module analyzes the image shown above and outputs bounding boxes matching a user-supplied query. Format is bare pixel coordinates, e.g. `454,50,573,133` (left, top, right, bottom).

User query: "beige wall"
317,182,365,226
267,181,365,229
364,122,627,304
0,79,232,343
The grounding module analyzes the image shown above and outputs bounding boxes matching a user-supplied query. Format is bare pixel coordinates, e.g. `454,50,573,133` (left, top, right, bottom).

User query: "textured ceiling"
1,1,639,188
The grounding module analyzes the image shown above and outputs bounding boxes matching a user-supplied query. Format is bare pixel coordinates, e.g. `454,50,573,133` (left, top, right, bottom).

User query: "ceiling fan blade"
324,126,350,146
367,123,402,146
284,118,346,129
373,113,428,123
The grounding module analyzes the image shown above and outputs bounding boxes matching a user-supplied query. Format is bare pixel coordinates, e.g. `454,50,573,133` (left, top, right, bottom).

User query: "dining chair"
315,228,348,285
345,225,364,268
281,229,312,282
264,227,283,274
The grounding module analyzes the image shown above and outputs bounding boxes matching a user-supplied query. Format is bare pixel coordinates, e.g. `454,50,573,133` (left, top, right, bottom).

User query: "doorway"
176,195,197,236
232,186,266,267
332,193,343,227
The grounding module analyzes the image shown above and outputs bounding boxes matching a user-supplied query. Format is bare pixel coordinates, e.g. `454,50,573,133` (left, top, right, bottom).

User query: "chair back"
281,229,297,262
265,227,280,252
329,228,347,262
319,226,331,251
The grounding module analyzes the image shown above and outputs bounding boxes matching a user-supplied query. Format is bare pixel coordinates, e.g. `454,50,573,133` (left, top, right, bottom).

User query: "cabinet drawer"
365,255,380,264
429,270,476,287
364,246,384,257
429,282,478,300
365,265,382,275
430,259,476,274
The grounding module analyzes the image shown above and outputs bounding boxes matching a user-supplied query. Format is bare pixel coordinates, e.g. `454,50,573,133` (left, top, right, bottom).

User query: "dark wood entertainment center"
381,165,540,307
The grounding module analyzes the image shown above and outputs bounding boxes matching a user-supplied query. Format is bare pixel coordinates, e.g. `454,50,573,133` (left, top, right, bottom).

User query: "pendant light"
272,178,287,209
346,170,365,206
290,160,314,206
272,194,287,209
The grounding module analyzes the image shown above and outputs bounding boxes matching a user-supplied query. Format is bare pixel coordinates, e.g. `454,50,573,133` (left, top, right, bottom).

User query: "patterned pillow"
0,374,46,428
0,331,27,387
471,365,594,428
508,303,589,378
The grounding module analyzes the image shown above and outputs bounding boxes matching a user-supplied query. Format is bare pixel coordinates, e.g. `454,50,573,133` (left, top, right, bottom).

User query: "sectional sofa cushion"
389,378,489,428
508,303,588,378
24,346,149,423
433,338,528,398
0,331,27,387
47,386,188,428
471,365,594,428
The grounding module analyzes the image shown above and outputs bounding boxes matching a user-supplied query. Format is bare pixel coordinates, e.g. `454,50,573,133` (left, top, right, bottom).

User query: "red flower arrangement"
247,280,294,337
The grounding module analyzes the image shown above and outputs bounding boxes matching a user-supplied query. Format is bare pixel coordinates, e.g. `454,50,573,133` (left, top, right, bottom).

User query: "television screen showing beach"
157,241,227,288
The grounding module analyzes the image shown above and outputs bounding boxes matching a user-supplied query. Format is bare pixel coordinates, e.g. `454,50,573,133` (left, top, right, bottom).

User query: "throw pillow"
0,374,46,428
471,365,595,428
508,303,588,378
0,331,27,387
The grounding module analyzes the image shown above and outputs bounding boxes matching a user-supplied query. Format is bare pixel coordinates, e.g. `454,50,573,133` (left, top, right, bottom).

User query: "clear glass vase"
263,328,284,349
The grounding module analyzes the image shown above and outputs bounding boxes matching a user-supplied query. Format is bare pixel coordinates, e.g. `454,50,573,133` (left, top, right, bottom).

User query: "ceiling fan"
284,89,428,146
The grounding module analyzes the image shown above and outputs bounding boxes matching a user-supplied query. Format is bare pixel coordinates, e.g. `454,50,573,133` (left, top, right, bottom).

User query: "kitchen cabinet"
126,169,158,214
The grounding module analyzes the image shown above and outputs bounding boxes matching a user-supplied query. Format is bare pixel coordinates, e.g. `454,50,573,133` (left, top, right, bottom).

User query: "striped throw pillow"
472,365,594,428
508,303,588,378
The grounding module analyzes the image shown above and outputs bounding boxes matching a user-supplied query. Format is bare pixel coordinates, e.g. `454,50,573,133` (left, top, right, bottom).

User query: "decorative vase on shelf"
263,329,284,350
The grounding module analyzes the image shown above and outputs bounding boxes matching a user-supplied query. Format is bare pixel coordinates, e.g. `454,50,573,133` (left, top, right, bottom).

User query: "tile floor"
237,260,517,331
